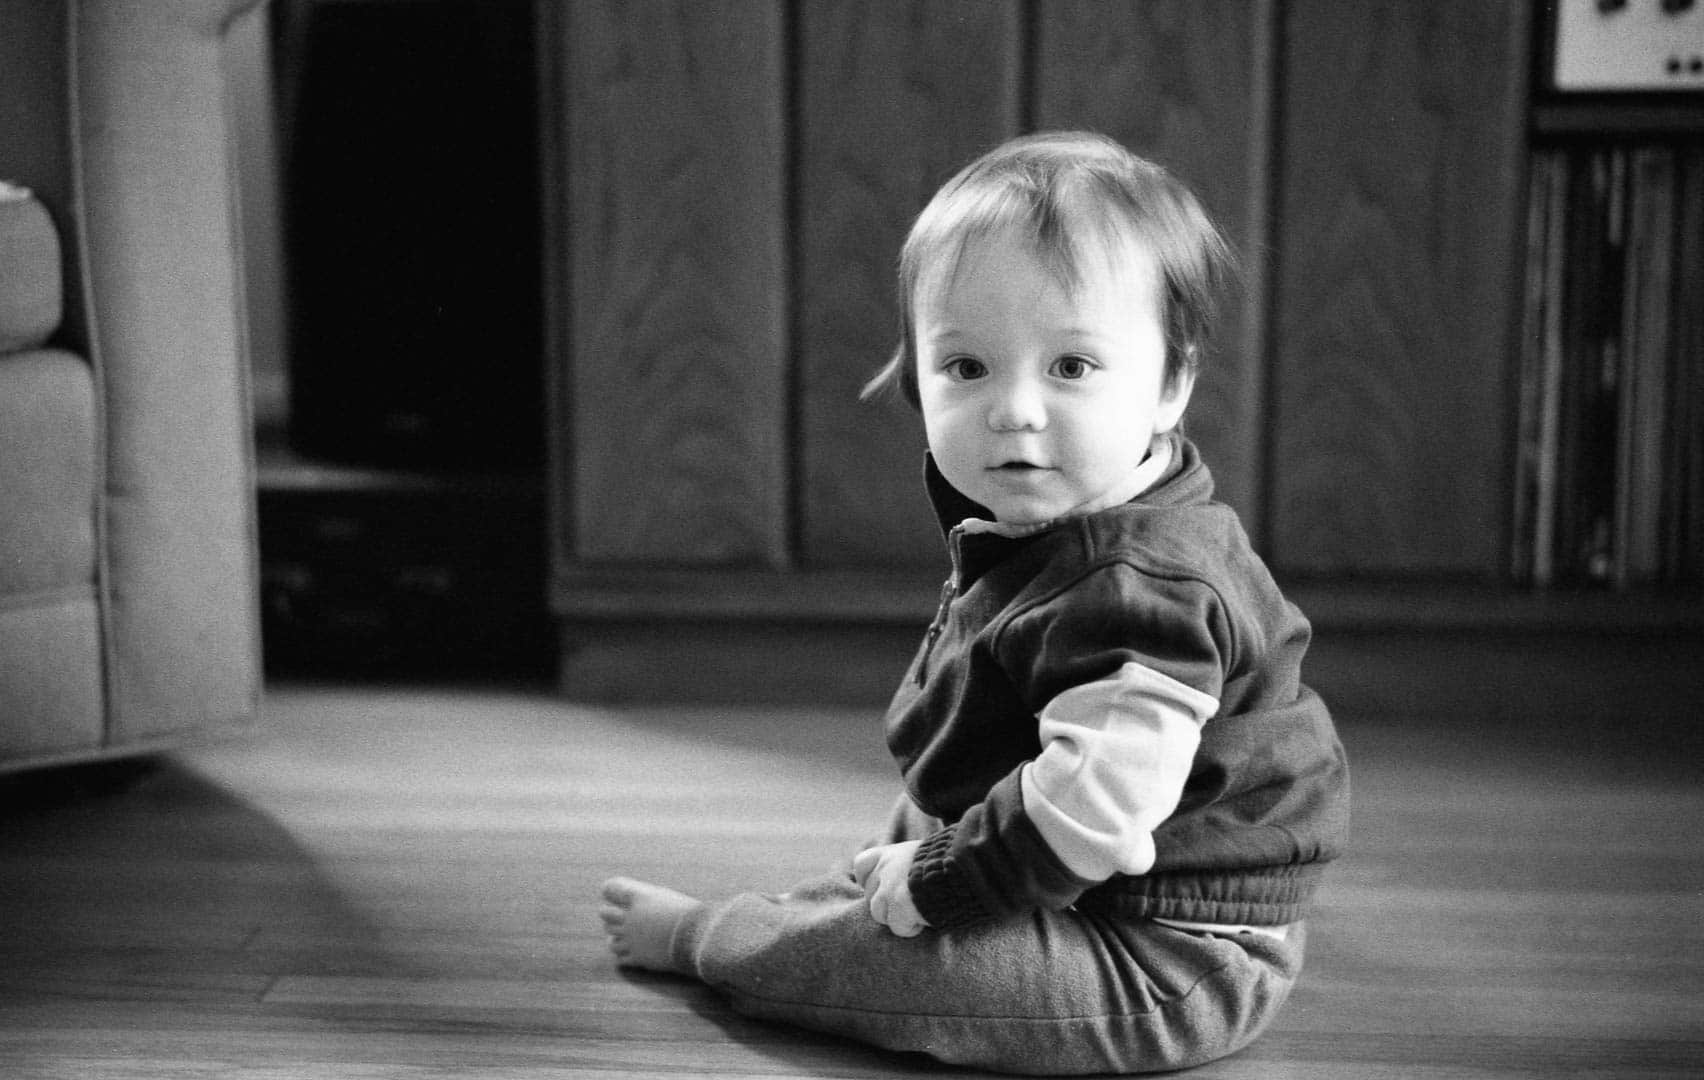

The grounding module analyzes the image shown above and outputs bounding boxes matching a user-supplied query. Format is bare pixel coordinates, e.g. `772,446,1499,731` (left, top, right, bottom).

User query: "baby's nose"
988,381,1047,431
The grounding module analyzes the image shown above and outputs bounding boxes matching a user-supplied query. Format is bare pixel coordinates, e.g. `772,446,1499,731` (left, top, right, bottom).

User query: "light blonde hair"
862,131,1234,408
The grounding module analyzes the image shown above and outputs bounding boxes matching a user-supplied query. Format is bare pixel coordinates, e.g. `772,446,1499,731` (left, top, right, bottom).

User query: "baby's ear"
1155,364,1196,434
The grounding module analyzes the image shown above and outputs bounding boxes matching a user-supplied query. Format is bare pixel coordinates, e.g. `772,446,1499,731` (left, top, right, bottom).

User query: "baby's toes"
600,876,641,906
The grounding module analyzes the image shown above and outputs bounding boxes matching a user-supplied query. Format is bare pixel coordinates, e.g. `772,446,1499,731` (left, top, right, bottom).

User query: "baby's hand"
850,840,928,937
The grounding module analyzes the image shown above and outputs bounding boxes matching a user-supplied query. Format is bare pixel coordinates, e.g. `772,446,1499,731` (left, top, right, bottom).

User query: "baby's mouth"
994,461,1044,472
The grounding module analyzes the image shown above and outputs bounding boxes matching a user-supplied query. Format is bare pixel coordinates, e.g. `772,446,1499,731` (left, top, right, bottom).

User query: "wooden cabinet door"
1269,0,1528,576
553,0,788,568
795,0,1024,569
1033,0,1272,531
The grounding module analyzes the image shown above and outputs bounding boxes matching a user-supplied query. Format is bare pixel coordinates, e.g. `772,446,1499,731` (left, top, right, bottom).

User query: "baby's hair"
862,131,1235,408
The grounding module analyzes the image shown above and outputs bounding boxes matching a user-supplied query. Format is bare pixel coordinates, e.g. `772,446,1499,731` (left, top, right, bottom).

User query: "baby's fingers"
850,846,880,891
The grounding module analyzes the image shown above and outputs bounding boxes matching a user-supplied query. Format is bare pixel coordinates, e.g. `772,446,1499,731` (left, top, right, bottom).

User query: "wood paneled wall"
542,0,1530,622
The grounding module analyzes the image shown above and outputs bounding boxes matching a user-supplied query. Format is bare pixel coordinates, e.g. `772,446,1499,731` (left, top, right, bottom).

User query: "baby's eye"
945,357,988,381
1051,355,1095,380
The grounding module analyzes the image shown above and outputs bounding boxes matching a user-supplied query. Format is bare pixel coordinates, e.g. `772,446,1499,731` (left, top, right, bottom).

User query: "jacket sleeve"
907,564,1229,930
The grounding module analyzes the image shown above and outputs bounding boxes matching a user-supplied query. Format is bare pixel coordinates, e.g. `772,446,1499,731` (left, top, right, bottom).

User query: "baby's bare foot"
599,876,703,974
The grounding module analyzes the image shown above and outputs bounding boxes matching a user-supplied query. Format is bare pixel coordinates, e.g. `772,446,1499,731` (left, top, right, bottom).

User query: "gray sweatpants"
668,798,1305,1075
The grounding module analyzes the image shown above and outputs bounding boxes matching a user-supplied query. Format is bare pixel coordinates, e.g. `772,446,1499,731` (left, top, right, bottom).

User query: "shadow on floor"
0,754,390,996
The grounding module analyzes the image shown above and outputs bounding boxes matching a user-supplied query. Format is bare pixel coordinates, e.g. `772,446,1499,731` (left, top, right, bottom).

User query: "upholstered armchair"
1,0,264,770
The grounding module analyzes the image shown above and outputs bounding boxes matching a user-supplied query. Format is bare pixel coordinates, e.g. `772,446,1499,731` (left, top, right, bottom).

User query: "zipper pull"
916,574,957,686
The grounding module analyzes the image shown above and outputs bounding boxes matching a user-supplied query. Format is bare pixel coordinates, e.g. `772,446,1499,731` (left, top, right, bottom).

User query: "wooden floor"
2,630,1702,1078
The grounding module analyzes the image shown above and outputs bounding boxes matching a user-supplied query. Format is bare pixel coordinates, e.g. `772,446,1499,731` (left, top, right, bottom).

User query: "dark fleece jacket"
887,433,1350,930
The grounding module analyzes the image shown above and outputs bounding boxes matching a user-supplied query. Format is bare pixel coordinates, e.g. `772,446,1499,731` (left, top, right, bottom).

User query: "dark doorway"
260,0,553,680
276,0,543,473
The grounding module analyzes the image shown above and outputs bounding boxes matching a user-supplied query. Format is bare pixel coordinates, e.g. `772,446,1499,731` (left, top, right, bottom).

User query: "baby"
602,131,1349,1075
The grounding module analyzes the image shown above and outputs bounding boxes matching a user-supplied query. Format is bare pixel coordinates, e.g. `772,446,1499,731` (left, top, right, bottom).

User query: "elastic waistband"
1076,862,1326,926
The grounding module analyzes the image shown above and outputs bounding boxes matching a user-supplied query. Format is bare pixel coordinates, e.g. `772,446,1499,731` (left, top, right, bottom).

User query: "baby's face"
914,229,1191,525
